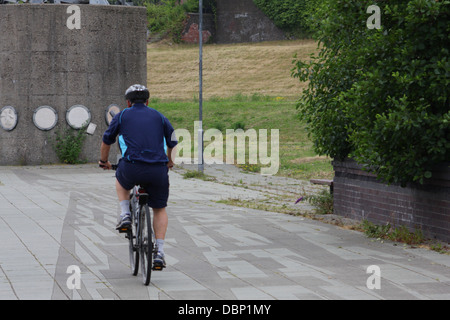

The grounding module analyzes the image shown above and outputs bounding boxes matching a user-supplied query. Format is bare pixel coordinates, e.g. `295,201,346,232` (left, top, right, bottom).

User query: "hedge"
292,0,450,186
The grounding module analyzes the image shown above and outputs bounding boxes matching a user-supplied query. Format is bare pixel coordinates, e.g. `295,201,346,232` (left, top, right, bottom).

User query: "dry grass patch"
147,40,317,100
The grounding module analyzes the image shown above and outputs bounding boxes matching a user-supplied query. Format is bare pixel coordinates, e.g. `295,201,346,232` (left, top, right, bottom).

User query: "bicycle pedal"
117,227,130,234
152,265,165,271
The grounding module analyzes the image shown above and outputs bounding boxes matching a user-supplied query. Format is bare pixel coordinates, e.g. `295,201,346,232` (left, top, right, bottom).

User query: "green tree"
292,0,450,186
144,0,216,42
253,0,318,36
145,0,187,41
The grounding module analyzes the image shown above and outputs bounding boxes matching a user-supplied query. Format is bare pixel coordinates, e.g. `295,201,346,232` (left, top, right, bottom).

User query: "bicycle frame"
129,185,157,285
109,163,158,286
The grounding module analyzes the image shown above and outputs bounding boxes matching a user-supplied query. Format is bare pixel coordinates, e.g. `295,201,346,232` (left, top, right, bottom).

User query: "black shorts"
116,160,170,209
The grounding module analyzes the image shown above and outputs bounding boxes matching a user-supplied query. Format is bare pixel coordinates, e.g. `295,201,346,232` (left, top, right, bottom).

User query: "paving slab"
0,164,448,301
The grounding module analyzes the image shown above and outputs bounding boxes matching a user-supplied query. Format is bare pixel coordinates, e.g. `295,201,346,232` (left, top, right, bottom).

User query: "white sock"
119,200,130,218
156,239,165,255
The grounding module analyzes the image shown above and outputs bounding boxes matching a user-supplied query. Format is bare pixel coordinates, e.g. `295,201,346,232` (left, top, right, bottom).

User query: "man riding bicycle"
99,84,178,269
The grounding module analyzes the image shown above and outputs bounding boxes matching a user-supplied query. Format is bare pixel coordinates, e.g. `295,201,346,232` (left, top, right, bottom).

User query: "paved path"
0,164,449,300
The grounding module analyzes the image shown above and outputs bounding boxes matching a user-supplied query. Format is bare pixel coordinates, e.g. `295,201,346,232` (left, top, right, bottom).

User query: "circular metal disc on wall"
105,104,121,125
33,106,58,131
0,106,18,131
66,104,91,129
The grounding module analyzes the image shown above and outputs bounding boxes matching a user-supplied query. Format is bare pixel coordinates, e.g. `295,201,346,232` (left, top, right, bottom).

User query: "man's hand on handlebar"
99,160,113,170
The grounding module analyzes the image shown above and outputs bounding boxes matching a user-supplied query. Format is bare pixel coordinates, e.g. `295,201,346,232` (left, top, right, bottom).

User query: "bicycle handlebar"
99,163,118,170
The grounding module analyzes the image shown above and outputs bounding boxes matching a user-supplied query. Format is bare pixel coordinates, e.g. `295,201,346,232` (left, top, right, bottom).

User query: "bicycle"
110,164,163,286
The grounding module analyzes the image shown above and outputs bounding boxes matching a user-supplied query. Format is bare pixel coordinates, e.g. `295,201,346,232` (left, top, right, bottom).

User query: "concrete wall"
215,0,286,44
0,4,147,165
333,159,450,242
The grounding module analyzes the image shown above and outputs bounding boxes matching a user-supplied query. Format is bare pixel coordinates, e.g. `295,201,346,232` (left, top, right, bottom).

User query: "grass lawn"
146,40,333,180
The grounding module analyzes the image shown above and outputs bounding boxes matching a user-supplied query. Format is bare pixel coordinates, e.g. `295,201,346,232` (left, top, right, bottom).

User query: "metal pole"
198,0,204,173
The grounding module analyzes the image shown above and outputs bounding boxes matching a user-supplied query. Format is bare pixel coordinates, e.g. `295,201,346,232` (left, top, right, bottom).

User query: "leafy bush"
52,126,87,164
361,220,424,245
253,0,318,36
145,0,187,41
361,220,391,239
292,0,450,186
304,189,333,215
145,0,216,42
181,0,216,13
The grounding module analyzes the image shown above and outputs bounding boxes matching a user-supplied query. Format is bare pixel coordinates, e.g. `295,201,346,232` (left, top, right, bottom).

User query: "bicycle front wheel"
128,224,139,276
139,205,153,286
129,194,139,276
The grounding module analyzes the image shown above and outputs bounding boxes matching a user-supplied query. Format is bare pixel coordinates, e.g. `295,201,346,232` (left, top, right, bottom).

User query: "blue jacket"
102,103,178,164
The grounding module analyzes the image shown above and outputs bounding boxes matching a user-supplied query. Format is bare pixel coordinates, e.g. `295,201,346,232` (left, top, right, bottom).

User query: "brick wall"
181,13,215,44
333,159,450,242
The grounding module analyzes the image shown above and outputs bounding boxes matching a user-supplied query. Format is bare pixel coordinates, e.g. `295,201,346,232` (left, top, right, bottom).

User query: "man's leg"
153,207,168,250
153,207,168,240
116,179,131,201
153,207,168,268
116,179,131,229
149,165,170,268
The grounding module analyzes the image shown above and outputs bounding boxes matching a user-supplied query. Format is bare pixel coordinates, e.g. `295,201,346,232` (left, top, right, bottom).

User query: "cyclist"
99,84,177,269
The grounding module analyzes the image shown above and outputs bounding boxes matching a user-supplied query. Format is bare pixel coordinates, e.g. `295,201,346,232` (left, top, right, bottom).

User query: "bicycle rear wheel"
139,204,153,286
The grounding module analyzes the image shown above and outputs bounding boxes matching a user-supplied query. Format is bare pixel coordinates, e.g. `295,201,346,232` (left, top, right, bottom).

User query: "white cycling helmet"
125,84,150,103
